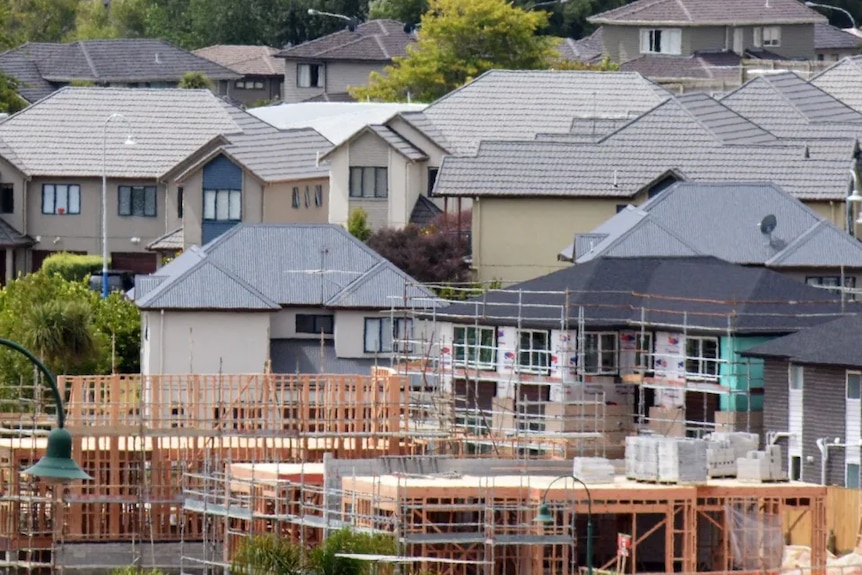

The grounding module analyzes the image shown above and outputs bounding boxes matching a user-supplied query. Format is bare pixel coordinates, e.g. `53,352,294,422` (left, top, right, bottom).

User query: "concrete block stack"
572,457,615,484
704,432,759,478
624,436,708,483
736,446,787,482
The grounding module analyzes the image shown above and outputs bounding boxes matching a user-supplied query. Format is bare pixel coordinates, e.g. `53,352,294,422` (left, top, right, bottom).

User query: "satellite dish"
759,214,777,235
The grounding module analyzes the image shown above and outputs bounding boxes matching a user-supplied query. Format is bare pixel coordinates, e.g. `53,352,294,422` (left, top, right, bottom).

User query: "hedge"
41,253,105,282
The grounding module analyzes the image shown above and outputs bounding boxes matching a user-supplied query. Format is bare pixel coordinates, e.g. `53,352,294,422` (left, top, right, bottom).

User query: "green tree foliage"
307,529,396,575
231,534,305,575
41,252,104,282
348,207,373,242
178,71,213,89
22,299,97,372
369,0,427,24
5,0,80,44
351,0,559,102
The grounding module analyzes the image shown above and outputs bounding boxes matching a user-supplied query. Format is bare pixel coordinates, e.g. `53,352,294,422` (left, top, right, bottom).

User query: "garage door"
111,252,158,274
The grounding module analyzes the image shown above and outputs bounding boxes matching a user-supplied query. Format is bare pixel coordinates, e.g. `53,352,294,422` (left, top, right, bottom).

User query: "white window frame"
517,329,551,374
848,371,861,400
203,189,241,221
789,364,804,391
584,332,618,374
453,325,496,370
685,336,719,380
754,26,781,47
297,63,323,88
364,317,412,354
639,28,681,55
635,332,654,372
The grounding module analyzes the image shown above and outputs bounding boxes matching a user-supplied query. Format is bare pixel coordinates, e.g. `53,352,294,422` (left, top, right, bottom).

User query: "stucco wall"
281,61,386,103
271,307,335,339
282,61,326,103
141,310,271,374
263,178,330,224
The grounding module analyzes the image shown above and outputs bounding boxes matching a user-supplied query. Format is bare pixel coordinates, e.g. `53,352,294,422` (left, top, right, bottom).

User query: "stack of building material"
737,446,787,482
624,436,639,479
704,432,759,478
657,438,708,483
572,457,615,484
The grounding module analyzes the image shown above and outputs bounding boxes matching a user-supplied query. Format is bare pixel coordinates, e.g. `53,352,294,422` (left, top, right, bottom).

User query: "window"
292,187,300,209
42,184,80,215
314,185,323,207
304,186,311,208
203,189,241,221
754,26,781,47
235,80,246,89
253,81,264,89
453,326,496,369
428,167,439,196
806,276,856,299
791,456,801,481
0,183,12,214
640,28,681,55
518,330,550,374
349,167,388,198
848,463,861,488
849,372,862,400
297,63,323,88
295,314,334,335
635,332,654,372
177,187,184,219
118,185,157,217
685,337,719,379
584,332,618,374
364,317,412,353
789,364,804,391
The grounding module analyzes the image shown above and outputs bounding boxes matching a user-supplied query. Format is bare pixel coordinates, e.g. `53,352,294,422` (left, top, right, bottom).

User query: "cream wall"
263,178,329,224
270,307,334,339
281,61,386,103
141,310,271,375
27,176,166,255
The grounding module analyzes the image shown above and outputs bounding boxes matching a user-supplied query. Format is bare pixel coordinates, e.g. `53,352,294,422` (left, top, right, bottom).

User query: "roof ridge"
76,41,100,80
673,0,692,22
764,219,828,266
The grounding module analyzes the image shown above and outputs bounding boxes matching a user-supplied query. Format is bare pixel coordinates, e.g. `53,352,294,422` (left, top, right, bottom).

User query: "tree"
348,207,373,242
5,0,80,44
366,223,469,285
369,0,426,24
178,71,213,89
22,299,97,373
350,0,558,102
231,534,305,575
307,529,396,575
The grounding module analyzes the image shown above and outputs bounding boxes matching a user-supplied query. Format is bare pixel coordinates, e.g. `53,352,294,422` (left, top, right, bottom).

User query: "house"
813,23,861,62
810,55,862,112
419,255,851,441
133,223,437,375
193,45,284,107
557,181,862,293
0,39,240,104
588,0,826,64
320,70,672,232
434,90,856,282
742,313,862,486
275,20,414,104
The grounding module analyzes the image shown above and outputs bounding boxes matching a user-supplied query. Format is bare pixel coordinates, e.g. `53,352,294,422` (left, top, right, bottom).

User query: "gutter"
816,437,862,485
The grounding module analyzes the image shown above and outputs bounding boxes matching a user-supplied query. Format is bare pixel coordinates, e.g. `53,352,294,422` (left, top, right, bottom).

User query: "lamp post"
805,2,857,29
530,0,569,9
535,474,593,575
101,113,136,299
307,8,361,31
0,339,92,482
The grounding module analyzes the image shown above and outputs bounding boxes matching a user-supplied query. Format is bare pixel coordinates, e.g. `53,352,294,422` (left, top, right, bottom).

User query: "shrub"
348,208,373,242
41,252,104,282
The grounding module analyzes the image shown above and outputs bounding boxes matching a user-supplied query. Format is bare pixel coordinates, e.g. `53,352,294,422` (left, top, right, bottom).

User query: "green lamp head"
22,428,91,483
534,502,555,524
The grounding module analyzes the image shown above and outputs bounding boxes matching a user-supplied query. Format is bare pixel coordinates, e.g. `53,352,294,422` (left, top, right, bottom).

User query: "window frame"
453,325,497,370
297,63,323,88
203,188,241,221
684,336,719,380
349,167,388,199
0,183,13,214
41,184,81,215
304,186,311,208
634,332,654,373
789,364,804,391
639,27,682,55
295,314,334,335
118,185,157,218
848,462,861,488
517,329,551,375
848,371,861,400
314,184,323,207
583,331,619,374
428,167,439,196
177,186,184,219
364,317,413,354
292,187,301,209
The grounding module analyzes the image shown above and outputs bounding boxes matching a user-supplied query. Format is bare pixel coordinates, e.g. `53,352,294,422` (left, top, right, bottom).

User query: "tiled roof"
742,313,862,367
193,45,283,76
589,0,826,26
814,22,861,50
271,340,379,374
0,218,33,248
135,224,438,311
303,92,356,102
811,56,862,113
558,182,862,268
147,228,183,252
367,125,427,160
414,70,671,155
620,51,743,82
277,20,413,62
0,39,239,102
438,256,851,333
0,87,242,178
556,29,604,63
409,195,443,226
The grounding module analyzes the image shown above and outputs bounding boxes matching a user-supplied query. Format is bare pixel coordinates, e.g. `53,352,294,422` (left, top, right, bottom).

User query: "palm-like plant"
231,534,305,575
22,299,96,373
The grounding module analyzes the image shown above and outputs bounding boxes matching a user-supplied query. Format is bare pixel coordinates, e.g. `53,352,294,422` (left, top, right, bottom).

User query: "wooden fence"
788,486,860,554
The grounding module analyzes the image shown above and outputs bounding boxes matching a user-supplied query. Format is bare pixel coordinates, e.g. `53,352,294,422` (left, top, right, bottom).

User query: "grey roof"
135,224,438,311
556,29,604,63
814,22,861,50
193,45,283,77
589,0,826,26
277,20,413,62
0,218,33,248
215,126,333,183
411,70,671,155
438,256,852,334
672,92,778,144
0,39,239,102
410,195,443,226
620,51,743,83
557,182,862,268
741,313,862,367
367,125,427,161
147,228,183,252
811,56,862,113
271,340,378,374
0,87,242,178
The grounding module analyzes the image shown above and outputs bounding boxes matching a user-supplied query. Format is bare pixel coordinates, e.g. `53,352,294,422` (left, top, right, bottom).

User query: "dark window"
791,456,801,481
518,330,550,374
292,187,301,209
453,326,496,368
428,167,439,196
42,184,81,215
295,314,334,335
349,167,388,198
314,184,323,207
304,186,311,208
203,189,241,221
118,185,157,217
364,317,412,353
584,332,618,374
177,187,184,219
647,174,678,199
0,183,13,214
685,336,719,379
298,64,323,88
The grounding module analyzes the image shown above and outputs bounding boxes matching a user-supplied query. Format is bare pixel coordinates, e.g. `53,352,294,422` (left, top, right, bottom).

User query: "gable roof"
811,56,862,113
620,51,744,83
409,69,671,155
134,224,438,311
589,0,826,26
277,20,413,62
0,39,239,103
319,123,426,162
557,29,604,64
193,45,283,76
814,22,861,50
438,256,851,333
741,313,862,367
558,182,862,267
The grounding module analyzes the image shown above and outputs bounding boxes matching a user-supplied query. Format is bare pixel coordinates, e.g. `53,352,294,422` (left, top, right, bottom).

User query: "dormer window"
639,28,681,55
754,26,781,48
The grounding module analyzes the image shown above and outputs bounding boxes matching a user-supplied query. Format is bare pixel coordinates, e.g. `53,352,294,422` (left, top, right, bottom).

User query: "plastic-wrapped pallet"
657,438,708,483
636,436,661,481
573,457,615,484
737,450,771,482
625,436,639,479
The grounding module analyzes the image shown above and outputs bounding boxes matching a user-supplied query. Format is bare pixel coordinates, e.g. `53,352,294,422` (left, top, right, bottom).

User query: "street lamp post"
0,339,92,482
530,0,570,9
535,474,593,575
101,113,136,299
805,2,857,29
307,8,361,31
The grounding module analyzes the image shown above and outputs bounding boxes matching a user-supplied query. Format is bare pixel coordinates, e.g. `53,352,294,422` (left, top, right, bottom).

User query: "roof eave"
589,18,824,26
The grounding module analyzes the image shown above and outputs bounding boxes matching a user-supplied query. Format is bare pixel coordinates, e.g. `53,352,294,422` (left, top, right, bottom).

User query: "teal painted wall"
719,336,771,411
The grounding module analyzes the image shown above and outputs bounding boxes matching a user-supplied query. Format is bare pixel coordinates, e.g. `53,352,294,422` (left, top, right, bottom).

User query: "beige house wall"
263,178,329,224
281,61,385,103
